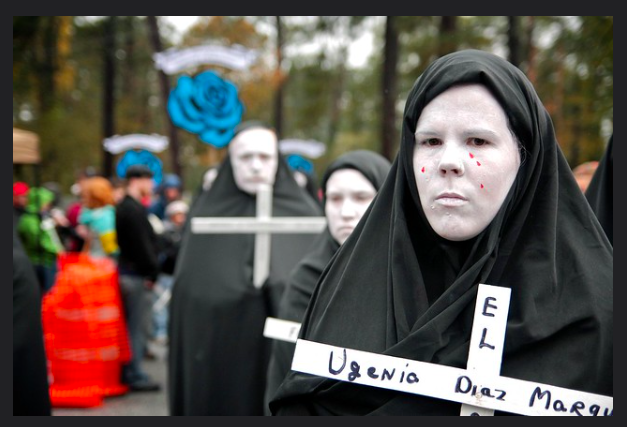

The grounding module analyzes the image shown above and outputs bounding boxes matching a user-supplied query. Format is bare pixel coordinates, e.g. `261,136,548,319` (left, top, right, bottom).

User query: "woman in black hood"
264,150,391,411
168,122,322,415
270,50,613,416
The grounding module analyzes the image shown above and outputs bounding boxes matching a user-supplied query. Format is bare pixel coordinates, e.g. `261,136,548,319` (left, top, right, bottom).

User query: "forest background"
13,16,613,194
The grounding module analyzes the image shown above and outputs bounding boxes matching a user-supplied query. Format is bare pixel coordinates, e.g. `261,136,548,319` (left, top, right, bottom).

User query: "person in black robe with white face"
168,122,322,415
585,134,613,245
264,150,391,412
270,50,613,416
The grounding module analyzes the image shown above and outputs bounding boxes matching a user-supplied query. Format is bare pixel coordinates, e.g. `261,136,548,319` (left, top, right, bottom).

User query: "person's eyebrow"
414,129,440,137
461,129,500,139
415,128,500,138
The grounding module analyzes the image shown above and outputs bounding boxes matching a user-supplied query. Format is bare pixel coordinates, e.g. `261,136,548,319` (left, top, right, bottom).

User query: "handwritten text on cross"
290,285,612,416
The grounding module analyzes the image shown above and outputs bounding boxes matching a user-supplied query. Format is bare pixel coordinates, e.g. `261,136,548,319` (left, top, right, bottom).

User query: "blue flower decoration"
168,70,244,148
286,154,314,176
116,150,163,185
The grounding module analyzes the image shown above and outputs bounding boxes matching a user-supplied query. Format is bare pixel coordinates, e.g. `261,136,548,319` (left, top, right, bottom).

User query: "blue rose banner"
116,150,163,185
168,70,244,148
286,154,314,176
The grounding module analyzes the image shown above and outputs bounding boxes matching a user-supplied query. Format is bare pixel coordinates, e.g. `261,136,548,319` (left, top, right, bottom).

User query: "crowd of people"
13,165,190,405
14,50,612,416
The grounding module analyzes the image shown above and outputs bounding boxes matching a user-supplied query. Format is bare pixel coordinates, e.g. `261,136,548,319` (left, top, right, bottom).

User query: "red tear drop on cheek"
480,183,484,189
421,167,425,173
469,153,475,159
476,161,481,166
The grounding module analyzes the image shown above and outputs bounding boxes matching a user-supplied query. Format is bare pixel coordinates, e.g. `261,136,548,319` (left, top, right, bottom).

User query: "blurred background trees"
13,16,613,194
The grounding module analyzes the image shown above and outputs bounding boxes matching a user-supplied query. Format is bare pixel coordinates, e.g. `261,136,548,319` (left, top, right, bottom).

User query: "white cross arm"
264,317,301,343
290,284,612,416
291,339,613,416
190,185,325,289
191,217,327,234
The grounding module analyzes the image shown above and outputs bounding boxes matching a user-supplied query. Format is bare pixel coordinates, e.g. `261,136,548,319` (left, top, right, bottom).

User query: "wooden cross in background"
191,184,326,288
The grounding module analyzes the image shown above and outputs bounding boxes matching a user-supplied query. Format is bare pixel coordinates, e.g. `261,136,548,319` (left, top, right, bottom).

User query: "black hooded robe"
264,150,391,411
585,135,613,245
270,50,613,416
168,149,322,415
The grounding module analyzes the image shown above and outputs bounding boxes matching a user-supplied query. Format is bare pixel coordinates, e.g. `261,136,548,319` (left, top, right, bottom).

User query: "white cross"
264,286,509,415
153,185,326,314
191,184,327,288
459,284,510,416
290,284,613,416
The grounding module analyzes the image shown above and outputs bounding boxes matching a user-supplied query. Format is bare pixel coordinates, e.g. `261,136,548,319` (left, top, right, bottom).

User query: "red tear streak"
480,184,484,189
476,161,481,166
421,167,425,173
469,153,475,159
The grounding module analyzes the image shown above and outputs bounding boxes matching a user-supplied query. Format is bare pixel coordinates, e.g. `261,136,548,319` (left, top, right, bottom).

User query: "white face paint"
229,128,279,195
413,84,521,241
325,169,377,245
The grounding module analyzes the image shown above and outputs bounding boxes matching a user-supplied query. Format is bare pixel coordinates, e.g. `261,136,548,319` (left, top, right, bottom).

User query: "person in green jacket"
18,187,64,293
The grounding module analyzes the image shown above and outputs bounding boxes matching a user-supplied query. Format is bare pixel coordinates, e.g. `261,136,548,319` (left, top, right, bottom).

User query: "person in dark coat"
116,165,161,392
270,50,613,416
264,150,391,412
168,122,323,415
13,222,52,415
152,200,189,343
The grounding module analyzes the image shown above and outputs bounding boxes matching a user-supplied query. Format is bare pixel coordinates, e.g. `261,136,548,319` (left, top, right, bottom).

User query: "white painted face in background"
413,84,521,241
229,128,279,195
325,169,377,245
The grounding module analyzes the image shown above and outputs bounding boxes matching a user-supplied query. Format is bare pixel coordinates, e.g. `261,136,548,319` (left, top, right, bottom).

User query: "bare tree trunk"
570,104,581,167
102,16,116,177
327,52,346,148
554,40,565,128
525,16,537,84
382,16,399,160
508,16,523,68
273,16,284,139
438,16,458,57
39,16,58,113
122,17,136,95
147,16,182,181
